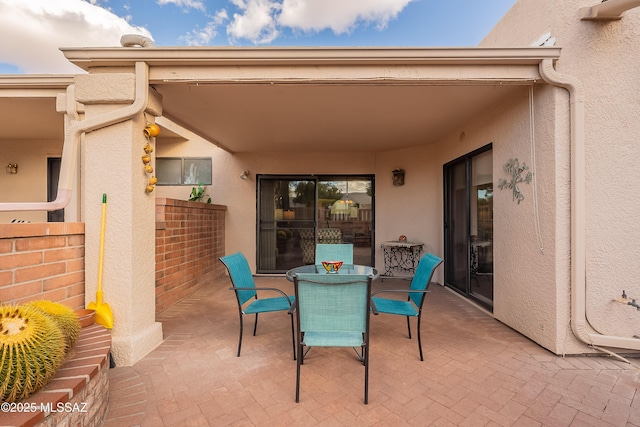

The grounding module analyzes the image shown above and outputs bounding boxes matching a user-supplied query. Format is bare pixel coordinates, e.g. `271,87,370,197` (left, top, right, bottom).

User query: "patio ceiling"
154,81,521,153
0,76,73,141
1,47,561,154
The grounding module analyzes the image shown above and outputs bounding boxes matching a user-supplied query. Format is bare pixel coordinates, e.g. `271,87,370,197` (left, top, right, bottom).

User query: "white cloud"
0,0,152,73
226,0,413,44
278,0,413,34
227,0,280,44
157,0,206,12
0,0,416,72
181,9,228,45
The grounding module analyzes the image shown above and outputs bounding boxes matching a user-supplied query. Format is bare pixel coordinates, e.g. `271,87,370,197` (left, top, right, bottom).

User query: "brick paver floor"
103,276,640,426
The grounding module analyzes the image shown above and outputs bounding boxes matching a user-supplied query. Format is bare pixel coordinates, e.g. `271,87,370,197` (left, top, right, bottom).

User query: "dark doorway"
47,158,64,222
444,145,493,309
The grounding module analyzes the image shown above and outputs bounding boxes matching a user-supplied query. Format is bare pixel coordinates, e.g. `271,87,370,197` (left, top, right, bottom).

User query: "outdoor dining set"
219,244,443,405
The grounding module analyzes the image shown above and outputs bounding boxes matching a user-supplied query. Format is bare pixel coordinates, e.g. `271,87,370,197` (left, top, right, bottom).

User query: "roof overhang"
0,76,73,140
61,46,561,68
8,47,562,153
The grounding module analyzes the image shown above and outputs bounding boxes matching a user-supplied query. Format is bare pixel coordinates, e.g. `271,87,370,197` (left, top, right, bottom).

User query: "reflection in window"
156,157,212,185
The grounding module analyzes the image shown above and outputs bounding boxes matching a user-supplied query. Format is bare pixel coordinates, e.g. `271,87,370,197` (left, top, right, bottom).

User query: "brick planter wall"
0,223,85,308
155,198,226,314
0,324,111,427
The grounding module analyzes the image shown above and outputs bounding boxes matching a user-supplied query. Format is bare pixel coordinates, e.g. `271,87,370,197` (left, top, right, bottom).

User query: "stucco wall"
371,82,573,353
491,86,571,354
154,126,379,273
483,0,640,349
0,138,62,224
373,142,443,283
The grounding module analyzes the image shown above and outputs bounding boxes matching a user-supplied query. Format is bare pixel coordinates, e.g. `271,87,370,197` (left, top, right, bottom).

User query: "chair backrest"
408,253,444,308
219,252,257,305
315,243,354,265
294,273,371,346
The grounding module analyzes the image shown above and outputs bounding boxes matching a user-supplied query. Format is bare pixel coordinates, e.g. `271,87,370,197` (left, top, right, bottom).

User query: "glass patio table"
285,264,379,282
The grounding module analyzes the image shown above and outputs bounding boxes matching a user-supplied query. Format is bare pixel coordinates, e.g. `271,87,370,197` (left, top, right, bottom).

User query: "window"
256,175,374,273
156,157,212,185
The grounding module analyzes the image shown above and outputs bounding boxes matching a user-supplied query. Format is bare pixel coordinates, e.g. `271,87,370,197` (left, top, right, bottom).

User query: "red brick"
44,246,84,263
16,236,67,252
0,270,13,287
15,262,66,283
39,288,68,302
67,234,85,246
67,282,85,297
0,281,43,303
44,377,87,396
66,258,85,273
63,293,85,310
0,239,13,254
57,364,99,381
43,271,85,291
0,250,43,270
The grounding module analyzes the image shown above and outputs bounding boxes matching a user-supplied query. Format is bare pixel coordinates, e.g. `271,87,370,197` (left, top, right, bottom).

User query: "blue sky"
0,0,517,74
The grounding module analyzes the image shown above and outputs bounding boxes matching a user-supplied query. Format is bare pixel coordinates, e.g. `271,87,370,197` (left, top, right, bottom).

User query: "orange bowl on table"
321,261,344,273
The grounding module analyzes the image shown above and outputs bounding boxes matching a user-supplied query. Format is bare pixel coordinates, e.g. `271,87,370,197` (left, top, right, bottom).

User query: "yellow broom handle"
97,194,107,294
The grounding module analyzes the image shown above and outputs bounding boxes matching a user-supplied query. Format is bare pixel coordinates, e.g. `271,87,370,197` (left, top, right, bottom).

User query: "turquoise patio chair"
219,252,296,359
314,243,354,265
293,273,374,404
371,253,443,361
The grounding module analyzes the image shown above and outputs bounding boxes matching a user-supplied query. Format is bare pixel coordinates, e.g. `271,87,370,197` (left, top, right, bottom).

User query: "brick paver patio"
103,276,640,426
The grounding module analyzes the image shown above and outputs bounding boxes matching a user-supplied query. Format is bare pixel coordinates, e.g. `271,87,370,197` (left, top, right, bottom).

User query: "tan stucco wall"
371,82,573,354
373,143,443,281
77,71,163,366
482,0,640,352
155,134,378,272
0,139,61,223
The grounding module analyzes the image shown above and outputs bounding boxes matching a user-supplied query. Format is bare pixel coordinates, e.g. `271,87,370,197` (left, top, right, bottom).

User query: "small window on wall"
156,157,212,185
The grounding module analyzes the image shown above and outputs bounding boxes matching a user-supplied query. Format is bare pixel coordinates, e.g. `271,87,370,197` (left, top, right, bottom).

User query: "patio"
103,276,640,426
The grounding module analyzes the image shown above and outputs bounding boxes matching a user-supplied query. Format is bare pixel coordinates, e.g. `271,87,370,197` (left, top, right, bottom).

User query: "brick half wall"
0,223,85,308
155,198,226,314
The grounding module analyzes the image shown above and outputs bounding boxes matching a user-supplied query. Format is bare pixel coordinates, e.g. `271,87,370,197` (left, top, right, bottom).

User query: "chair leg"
290,313,296,361
253,313,259,336
364,343,369,404
237,314,244,357
295,341,303,402
417,314,424,362
406,316,412,339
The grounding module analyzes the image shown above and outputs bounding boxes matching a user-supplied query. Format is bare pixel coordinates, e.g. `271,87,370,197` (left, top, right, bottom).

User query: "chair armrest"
371,289,431,297
229,287,294,305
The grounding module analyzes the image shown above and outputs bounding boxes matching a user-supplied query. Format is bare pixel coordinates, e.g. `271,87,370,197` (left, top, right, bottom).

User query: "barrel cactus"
0,304,67,402
26,300,81,352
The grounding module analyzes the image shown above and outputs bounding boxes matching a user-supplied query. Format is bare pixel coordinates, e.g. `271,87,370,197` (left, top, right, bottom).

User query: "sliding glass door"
257,175,374,273
257,177,315,272
444,145,493,309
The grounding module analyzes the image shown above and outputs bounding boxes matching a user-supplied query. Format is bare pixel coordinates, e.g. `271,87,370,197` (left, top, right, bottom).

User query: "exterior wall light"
6,163,17,174
392,169,405,186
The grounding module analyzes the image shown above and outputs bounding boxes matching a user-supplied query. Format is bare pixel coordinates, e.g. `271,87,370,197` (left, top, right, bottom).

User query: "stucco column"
75,71,163,366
